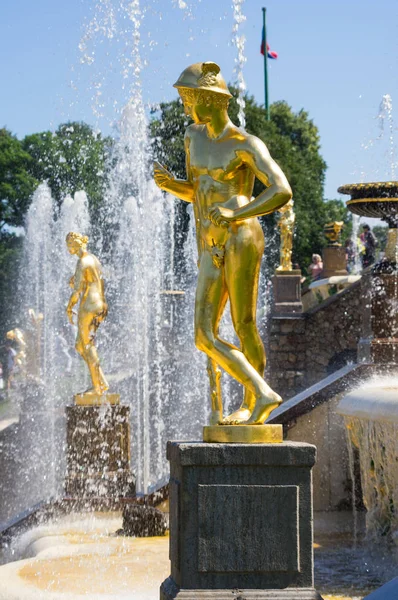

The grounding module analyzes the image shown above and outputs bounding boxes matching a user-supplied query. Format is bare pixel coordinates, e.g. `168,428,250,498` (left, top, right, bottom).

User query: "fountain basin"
0,513,169,600
338,182,398,227
336,378,398,423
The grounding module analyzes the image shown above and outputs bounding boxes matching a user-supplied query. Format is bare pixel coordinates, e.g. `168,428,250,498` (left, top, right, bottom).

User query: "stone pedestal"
358,270,398,363
322,246,347,278
160,442,323,600
65,403,132,497
273,270,303,315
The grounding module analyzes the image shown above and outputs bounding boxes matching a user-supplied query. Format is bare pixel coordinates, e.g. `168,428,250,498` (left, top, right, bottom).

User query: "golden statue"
324,221,344,246
154,62,292,438
66,232,113,403
6,328,27,372
276,199,295,272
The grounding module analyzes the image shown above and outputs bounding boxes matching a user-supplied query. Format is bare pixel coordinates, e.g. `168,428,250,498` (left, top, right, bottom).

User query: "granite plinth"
160,441,323,600
322,246,347,278
203,424,283,443
273,272,303,315
65,404,132,498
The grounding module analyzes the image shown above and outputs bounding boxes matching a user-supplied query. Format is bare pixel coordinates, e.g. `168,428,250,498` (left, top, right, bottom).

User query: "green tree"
0,129,39,337
150,90,332,272
22,122,112,223
0,128,38,231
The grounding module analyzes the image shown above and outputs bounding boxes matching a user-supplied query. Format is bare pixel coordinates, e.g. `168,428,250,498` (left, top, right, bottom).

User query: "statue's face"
179,89,213,124
190,102,212,125
66,239,80,255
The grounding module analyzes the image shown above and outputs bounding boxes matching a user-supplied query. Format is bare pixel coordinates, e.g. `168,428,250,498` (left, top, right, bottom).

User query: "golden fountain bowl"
338,181,398,227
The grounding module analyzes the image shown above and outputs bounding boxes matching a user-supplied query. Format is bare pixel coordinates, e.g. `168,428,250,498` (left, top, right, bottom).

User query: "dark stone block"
65,404,132,497
122,504,167,537
198,485,298,573
161,442,322,599
273,273,303,315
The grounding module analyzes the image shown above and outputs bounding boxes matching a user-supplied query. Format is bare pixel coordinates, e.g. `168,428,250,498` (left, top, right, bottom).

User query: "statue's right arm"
153,132,195,203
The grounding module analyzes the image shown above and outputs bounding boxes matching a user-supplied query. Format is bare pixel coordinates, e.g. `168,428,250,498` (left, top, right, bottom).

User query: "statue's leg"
76,313,108,394
222,229,266,424
194,251,275,409
206,357,223,425
195,252,228,424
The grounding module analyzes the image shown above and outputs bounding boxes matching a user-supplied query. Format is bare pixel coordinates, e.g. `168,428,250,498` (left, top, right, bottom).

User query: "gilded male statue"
66,232,109,395
154,62,292,425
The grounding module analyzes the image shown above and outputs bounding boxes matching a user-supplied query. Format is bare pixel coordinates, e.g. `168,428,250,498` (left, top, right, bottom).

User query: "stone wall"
267,281,361,398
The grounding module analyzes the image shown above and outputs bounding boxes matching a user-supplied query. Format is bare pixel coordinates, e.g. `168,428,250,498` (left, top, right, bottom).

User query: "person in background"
361,224,378,268
308,253,323,281
345,239,356,273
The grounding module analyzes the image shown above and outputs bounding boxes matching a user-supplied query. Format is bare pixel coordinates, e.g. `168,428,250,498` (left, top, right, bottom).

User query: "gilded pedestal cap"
173,61,232,97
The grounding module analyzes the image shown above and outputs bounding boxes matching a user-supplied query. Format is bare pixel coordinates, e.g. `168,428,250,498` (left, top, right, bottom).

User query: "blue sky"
1,0,397,201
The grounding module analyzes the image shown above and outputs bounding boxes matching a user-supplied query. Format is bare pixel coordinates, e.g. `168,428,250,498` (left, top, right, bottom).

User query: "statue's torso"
75,253,105,313
187,124,257,247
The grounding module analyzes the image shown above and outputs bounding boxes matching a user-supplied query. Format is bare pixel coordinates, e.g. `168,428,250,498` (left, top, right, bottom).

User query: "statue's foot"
244,390,282,425
209,410,222,426
221,407,252,425
79,385,108,395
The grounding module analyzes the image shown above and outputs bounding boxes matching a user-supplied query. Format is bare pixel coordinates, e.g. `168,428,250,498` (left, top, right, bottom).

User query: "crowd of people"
306,223,379,282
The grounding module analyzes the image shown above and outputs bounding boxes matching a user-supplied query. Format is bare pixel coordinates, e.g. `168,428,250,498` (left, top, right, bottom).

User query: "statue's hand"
154,160,174,190
208,205,235,228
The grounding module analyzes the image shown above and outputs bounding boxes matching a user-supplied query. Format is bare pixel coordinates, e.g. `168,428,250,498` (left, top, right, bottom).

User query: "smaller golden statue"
6,328,27,372
276,199,295,272
66,232,117,405
324,221,344,246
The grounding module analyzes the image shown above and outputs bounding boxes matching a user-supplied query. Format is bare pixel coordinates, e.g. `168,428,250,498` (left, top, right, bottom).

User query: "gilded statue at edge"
276,199,295,272
154,62,292,426
66,232,109,396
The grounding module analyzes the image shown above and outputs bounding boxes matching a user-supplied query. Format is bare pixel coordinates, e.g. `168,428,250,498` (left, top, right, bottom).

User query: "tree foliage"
22,122,112,222
0,128,38,231
150,89,349,271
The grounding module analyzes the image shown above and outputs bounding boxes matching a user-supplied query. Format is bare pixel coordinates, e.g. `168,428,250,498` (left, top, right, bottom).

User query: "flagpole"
262,7,270,121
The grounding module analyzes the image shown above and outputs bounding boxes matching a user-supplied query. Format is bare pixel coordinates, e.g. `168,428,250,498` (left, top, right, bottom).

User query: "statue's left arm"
209,136,292,224
66,261,85,325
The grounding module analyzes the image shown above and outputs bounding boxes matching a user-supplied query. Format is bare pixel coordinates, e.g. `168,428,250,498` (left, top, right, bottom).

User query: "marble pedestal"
65,402,132,498
273,270,303,315
160,442,323,600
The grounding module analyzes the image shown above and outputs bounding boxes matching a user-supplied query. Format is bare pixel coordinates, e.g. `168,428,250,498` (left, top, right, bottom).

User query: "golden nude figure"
276,199,295,272
154,62,292,425
66,232,109,395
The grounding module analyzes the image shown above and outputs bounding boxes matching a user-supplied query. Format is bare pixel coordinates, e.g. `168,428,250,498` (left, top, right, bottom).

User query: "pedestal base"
273,271,303,315
74,392,120,405
161,578,322,599
65,403,132,497
322,246,347,278
203,424,283,443
162,442,322,600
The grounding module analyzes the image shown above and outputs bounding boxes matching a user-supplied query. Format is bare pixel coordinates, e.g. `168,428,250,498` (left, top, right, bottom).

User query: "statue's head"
66,231,89,255
174,62,231,124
